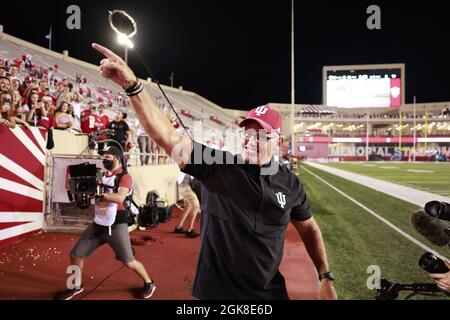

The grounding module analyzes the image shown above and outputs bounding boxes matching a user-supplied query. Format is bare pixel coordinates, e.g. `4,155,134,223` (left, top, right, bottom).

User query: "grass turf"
298,164,450,300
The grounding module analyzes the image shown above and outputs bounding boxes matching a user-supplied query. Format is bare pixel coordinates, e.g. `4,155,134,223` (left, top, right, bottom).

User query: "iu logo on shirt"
275,192,286,209
254,106,268,117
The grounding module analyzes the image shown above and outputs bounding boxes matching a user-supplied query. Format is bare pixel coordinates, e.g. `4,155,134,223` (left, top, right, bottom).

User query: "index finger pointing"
92,43,121,61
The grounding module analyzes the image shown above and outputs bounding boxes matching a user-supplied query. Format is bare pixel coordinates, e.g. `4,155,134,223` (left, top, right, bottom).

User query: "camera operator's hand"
92,43,137,90
320,279,338,300
429,260,450,292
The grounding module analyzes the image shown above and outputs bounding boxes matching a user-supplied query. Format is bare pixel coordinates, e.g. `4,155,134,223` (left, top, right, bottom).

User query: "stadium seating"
0,35,238,155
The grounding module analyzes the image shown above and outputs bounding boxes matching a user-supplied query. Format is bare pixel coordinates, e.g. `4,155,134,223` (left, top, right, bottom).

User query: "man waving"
92,43,337,300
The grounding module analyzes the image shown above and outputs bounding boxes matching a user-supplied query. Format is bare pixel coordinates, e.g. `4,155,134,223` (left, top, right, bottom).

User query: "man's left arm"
291,218,338,300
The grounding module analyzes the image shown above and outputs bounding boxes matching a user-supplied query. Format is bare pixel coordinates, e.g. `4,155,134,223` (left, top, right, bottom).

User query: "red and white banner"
0,126,47,249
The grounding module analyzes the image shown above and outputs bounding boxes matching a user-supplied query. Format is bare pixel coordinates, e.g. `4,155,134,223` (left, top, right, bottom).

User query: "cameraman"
61,146,156,300
429,261,450,292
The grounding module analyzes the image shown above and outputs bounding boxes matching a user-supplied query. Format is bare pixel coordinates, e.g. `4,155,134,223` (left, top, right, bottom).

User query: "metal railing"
125,152,176,167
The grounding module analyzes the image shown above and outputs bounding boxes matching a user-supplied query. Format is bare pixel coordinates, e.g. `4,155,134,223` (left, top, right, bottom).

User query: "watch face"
321,272,335,281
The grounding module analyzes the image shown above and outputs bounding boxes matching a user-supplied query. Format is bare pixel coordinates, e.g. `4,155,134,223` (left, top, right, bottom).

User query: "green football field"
297,164,450,300
322,162,450,197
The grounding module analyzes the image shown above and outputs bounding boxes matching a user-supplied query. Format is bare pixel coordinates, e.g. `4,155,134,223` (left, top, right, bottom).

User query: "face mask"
103,159,115,171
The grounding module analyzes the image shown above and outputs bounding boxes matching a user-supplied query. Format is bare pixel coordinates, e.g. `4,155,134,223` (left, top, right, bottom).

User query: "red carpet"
0,210,319,300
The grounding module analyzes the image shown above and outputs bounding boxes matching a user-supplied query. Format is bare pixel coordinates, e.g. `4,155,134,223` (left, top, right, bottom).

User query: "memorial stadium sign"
329,147,400,157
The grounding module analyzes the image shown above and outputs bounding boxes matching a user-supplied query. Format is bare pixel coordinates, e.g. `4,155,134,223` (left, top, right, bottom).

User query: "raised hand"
92,43,137,89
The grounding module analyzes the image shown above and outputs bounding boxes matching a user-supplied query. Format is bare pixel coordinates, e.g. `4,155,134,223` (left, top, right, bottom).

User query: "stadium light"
117,33,134,49
108,10,137,63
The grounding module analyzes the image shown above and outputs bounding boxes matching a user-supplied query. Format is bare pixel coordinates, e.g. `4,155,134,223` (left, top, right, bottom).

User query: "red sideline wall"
0,126,47,249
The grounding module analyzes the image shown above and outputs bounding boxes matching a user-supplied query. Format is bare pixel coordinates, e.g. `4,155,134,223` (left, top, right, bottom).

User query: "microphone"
411,209,450,246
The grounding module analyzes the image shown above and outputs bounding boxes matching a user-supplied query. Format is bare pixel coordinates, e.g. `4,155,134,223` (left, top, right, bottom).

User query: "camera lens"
425,201,442,218
76,182,88,192
439,203,450,221
419,252,449,274
425,201,450,221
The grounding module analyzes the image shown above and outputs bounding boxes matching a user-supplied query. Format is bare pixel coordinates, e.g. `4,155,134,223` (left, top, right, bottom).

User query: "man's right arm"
92,43,193,168
127,92,193,161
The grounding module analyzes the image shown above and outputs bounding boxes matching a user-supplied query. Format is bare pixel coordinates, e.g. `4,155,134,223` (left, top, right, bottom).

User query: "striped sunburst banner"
0,125,47,249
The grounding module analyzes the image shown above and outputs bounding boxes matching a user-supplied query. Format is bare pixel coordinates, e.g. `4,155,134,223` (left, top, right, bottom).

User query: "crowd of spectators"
0,53,156,161
0,52,235,165
0,53,130,132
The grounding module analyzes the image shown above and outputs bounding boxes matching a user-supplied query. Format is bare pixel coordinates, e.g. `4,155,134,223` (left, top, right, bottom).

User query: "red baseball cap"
239,105,282,133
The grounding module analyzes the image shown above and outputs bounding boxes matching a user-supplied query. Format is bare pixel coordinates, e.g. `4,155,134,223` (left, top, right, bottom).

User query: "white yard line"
302,165,449,262
406,169,435,173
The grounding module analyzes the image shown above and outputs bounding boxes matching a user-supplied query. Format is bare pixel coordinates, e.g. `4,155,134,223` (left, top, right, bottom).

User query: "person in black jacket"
92,43,337,300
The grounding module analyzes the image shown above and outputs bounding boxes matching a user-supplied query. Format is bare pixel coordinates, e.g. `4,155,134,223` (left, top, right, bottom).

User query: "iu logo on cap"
254,106,269,117
275,192,286,209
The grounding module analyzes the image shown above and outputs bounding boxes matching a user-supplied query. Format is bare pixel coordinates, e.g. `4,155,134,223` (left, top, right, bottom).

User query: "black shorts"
70,222,134,263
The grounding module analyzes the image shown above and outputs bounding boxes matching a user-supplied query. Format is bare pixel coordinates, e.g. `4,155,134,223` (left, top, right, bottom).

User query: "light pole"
170,72,174,87
46,26,52,51
290,0,295,159
366,111,370,161
413,95,417,162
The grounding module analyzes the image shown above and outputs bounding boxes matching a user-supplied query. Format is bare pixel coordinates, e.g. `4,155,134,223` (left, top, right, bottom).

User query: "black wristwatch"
319,272,335,281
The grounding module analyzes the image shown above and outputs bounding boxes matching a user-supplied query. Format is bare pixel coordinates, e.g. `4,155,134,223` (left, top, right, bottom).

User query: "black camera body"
68,163,102,209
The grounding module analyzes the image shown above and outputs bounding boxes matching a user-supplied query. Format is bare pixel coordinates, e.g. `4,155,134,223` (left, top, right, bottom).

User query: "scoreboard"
323,64,405,108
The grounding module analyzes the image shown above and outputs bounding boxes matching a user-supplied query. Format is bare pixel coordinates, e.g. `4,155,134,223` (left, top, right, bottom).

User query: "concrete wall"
51,130,89,155
128,165,180,206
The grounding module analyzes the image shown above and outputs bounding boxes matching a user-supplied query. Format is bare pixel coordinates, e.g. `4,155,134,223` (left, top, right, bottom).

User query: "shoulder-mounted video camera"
67,162,102,209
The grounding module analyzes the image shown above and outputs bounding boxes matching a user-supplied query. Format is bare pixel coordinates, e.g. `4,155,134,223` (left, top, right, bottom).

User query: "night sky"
1,0,449,109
